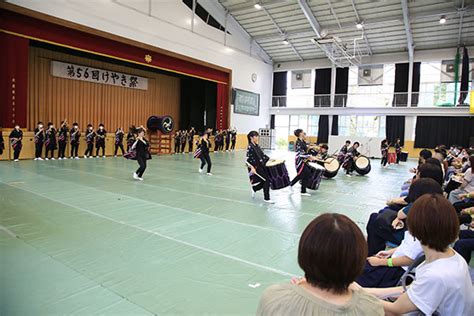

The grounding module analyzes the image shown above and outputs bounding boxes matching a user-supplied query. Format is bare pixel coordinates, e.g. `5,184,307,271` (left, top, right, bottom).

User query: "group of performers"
174,128,237,154
380,138,403,167
245,129,366,203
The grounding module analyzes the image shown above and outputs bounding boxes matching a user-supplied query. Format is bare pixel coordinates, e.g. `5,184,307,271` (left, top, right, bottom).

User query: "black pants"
356,262,405,288
58,141,67,158
35,142,43,158
85,143,94,156
396,152,401,164
71,143,79,157
174,142,180,153
366,212,405,256
253,180,270,200
188,141,193,153
45,147,55,159
136,155,147,177
454,230,474,264
381,155,388,166
225,141,230,151
114,143,125,156
181,142,186,153
13,145,21,160
200,153,212,173
290,165,311,193
214,142,219,151
96,144,105,156
231,140,236,150
345,159,355,174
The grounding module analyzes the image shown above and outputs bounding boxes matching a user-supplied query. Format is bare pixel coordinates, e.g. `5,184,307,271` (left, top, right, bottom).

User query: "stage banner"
51,61,148,90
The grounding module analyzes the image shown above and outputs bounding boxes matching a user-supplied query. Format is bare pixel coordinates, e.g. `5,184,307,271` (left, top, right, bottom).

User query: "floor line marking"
1,166,303,237
1,180,297,278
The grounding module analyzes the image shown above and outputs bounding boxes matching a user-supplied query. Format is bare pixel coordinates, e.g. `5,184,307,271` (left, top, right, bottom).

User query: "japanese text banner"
51,61,148,90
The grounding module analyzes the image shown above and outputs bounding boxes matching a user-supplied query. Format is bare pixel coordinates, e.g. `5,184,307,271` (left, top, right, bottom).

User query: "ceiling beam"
326,0,342,29
260,5,303,61
350,0,372,56
296,0,322,38
401,0,415,60
252,7,473,42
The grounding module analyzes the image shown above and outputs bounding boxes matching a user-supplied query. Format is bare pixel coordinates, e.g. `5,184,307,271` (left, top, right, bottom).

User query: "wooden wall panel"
27,46,180,131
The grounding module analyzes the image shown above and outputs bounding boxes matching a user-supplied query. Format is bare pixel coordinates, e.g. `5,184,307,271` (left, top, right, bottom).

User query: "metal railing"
272,91,472,108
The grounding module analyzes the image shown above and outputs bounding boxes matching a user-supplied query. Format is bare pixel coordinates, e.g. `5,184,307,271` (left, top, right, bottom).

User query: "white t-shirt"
407,251,474,315
392,231,423,271
463,169,474,193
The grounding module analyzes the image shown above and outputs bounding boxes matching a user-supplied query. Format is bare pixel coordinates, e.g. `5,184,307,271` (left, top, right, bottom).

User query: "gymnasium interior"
1,0,474,315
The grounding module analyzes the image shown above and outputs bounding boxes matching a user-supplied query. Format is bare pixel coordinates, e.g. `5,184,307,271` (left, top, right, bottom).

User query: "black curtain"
314,68,331,107
393,62,421,107
386,116,405,146
415,116,474,148
317,115,329,143
335,67,349,107
272,71,287,107
180,77,216,131
458,47,469,105
331,115,339,136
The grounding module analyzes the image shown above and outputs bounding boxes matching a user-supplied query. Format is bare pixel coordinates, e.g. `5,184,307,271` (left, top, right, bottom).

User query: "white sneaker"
137,177,144,181
102,156,105,158
45,158,49,160
75,157,80,160
133,172,139,180
58,158,62,160
206,173,213,176
264,199,275,204
34,158,37,161
14,159,19,162
84,155,87,159
251,189,256,199
38,157,44,161
199,168,203,173
114,155,117,157
301,193,311,197
96,156,99,159
51,157,55,160
346,174,352,177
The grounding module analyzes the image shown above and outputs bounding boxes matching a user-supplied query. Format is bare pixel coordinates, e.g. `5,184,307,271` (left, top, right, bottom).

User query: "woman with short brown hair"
257,214,383,315
362,194,474,315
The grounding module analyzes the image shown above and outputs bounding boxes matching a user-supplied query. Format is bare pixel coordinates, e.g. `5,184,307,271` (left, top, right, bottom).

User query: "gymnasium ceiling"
218,0,474,63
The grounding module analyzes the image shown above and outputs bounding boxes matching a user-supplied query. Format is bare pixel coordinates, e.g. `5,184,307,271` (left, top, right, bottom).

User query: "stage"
0,151,414,315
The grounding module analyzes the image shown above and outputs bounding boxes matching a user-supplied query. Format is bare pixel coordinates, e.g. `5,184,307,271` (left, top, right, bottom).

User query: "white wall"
7,0,274,133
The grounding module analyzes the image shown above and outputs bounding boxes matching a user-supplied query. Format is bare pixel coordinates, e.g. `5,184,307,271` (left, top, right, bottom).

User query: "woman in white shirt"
449,156,474,204
362,193,474,315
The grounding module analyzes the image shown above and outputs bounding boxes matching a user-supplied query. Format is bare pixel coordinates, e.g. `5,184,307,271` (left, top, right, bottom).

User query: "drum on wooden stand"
307,162,325,190
265,159,290,190
322,158,340,178
354,156,371,175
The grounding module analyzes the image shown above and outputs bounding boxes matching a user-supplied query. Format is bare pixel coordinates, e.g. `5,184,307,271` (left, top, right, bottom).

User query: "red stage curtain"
216,83,229,130
0,9,229,85
0,32,29,128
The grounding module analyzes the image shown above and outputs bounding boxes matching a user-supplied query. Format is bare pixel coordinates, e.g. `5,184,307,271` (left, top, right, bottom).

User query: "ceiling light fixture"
254,3,262,10
439,15,446,24
356,21,364,29
282,39,289,45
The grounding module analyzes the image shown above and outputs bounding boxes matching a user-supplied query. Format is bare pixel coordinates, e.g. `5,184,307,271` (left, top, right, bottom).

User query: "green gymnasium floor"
0,151,415,315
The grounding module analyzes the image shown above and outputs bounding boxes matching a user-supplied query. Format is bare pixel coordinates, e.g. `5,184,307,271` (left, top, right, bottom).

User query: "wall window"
274,114,319,149
347,65,395,107
339,115,386,137
182,0,231,34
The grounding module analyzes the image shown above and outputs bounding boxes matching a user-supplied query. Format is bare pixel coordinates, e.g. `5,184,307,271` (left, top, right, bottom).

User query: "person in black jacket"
381,139,389,167
246,131,274,204
70,123,81,159
187,127,195,153
84,124,95,158
57,120,68,160
198,132,212,175
174,131,181,154
126,126,136,152
133,127,151,181
230,128,237,151
9,124,23,161
44,122,57,160
114,127,125,157
344,142,361,176
95,123,106,158
289,129,316,196
0,127,4,157
34,122,45,160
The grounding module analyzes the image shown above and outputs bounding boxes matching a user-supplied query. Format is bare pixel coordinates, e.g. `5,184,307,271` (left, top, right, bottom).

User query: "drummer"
246,131,275,204
290,129,317,196
344,142,361,177
317,144,329,160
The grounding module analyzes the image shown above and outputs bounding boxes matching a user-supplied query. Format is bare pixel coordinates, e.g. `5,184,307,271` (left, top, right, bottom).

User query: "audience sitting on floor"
359,194,474,315
257,214,384,316
448,155,474,204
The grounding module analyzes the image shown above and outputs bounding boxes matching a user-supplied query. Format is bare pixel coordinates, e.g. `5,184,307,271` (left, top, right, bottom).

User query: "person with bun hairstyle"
246,131,274,204
289,129,316,196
